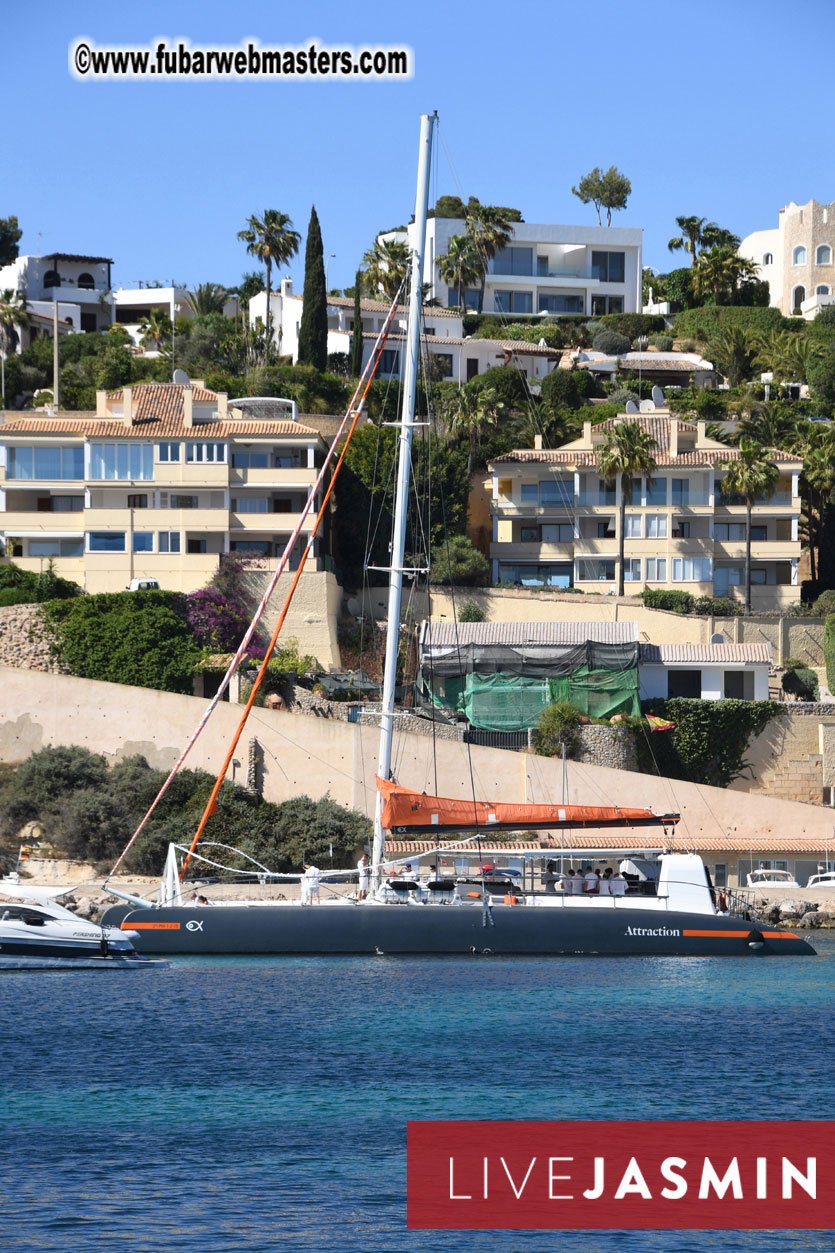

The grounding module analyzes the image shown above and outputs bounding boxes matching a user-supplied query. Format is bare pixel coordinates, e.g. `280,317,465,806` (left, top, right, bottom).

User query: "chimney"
583,421,592,446
669,417,678,458
122,387,133,428
696,420,706,443
534,434,543,450
217,392,228,420
96,389,107,417
183,387,194,428
281,278,293,297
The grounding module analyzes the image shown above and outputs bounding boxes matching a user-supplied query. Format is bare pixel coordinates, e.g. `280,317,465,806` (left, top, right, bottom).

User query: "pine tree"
298,205,327,371
350,270,363,377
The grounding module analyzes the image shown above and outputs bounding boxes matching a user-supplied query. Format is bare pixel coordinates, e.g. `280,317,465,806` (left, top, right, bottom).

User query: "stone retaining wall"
0,605,66,674
573,724,639,772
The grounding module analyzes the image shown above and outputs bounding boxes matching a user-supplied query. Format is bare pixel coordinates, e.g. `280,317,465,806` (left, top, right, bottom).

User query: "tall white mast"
371,111,437,879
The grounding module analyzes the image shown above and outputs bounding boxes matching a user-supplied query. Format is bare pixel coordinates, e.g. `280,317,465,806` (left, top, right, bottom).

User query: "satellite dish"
651,385,665,406
639,399,655,413
173,368,190,386
625,400,639,414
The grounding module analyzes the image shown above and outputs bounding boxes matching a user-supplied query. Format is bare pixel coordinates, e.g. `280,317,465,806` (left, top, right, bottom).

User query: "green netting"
423,665,639,731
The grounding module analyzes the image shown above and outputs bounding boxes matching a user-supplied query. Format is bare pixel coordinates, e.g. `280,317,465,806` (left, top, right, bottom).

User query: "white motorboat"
746,868,801,890
0,881,167,970
806,870,835,890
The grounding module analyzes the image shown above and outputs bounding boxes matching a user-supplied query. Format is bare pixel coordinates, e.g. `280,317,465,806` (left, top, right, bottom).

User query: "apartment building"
0,253,113,335
0,382,328,593
488,413,802,611
739,198,835,320
387,218,643,317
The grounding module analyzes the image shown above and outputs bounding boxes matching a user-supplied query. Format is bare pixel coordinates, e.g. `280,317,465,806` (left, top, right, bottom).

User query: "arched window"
816,285,830,296
43,269,60,288
816,245,832,265
77,272,95,289
64,316,73,327
762,253,773,265
792,285,806,312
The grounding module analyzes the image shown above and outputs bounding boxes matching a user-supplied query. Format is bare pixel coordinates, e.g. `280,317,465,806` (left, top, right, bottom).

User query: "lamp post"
325,253,336,292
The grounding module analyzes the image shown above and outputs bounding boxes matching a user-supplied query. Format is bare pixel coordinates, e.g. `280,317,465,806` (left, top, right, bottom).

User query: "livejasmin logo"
407,1121,835,1230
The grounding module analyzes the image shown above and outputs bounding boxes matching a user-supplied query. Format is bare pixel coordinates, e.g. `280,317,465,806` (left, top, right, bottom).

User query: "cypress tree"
350,270,363,377
298,205,328,371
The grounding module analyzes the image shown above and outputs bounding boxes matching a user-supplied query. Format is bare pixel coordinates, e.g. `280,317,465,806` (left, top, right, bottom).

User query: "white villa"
739,198,835,320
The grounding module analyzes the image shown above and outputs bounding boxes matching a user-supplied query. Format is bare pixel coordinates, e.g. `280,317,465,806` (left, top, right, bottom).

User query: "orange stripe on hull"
762,930,800,940
682,930,750,938
122,921,181,930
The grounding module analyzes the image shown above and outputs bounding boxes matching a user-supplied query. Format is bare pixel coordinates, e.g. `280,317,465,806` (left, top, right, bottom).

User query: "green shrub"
692,595,743,617
607,388,640,407
0,560,80,603
598,313,665,339
782,657,804,671
649,334,674,351
430,535,490,586
533,701,581,757
539,368,596,411
592,329,631,356
642,588,695,614
673,305,787,341
458,600,486,623
639,698,782,787
813,589,835,615
782,667,819,701
679,339,697,353
0,588,37,607
825,615,835,694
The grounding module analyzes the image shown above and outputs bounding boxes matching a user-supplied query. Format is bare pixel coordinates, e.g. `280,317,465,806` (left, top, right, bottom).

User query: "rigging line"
105,294,405,881
178,335,401,885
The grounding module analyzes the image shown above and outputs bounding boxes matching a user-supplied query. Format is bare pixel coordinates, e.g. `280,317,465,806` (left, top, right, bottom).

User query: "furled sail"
377,778,679,834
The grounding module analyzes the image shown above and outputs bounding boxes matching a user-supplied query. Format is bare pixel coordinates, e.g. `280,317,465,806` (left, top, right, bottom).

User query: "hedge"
639,698,782,787
825,614,835,694
673,306,788,341
598,312,666,339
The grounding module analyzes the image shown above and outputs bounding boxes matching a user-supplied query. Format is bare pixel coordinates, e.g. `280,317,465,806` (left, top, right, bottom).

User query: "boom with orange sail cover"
377,778,680,835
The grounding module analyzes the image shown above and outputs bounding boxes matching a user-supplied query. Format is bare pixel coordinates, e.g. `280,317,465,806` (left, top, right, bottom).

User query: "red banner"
407,1121,835,1230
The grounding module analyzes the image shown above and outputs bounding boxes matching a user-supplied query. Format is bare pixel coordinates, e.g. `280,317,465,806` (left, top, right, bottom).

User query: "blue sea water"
1,938,833,1253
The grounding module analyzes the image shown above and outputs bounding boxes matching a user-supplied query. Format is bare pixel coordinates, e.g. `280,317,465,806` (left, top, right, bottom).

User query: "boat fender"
100,933,110,958
747,928,765,951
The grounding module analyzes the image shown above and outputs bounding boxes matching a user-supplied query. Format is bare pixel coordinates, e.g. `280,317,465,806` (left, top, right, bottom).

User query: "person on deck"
611,870,627,896
543,860,560,894
302,863,321,904
569,867,584,895
583,866,599,894
598,868,613,896
357,854,370,901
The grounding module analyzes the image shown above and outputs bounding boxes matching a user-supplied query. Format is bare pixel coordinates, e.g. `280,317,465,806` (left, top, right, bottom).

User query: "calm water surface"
1,937,833,1252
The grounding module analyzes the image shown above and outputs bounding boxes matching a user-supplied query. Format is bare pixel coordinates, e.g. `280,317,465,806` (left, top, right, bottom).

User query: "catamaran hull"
101,903,814,956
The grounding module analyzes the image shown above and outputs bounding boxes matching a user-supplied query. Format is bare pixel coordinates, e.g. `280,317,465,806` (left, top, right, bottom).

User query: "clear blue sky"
6,0,835,294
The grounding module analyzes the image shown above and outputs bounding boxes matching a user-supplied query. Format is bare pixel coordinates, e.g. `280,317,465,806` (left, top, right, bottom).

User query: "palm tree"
595,422,658,596
464,200,516,312
792,423,835,582
719,439,779,613
667,216,709,267
701,224,741,251
442,385,505,477
0,289,29,409
137,307,172,354
237,210,301,344
437,234,481,310
362,237,411,300
693,246,759,305
185,283,230,316
705,326,757,388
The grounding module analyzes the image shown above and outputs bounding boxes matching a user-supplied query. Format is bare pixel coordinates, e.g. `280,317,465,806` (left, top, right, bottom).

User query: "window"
187,538,207,554
672,520,690,539
793,246,807,266
90,444,154,481
7,446,84,480
494,291,532,314
750,524,767,542
447,287,479,311
492,246,533,276
792,285,806,310
233,497,269,513
132,532,153,553
50,495,84,512
29,538,83,558
590,251,625,283
671,478,689,505
541,523,573,543
43,269,60,288
380,349,400,375
520,525,539,543
715,522,746,542
668,669,702,698
672,556,711,582
724,671,755,700
596,521,615,538
577,558,616,581
273,499,293,512
816,245,832,266
60,538,83,557
158,442,181,463
624,514,642,538
750,568,767,584
171,495,198,509
713,863,727,888
646,557,667,581
598,478,616,505
521,483,538,503
88,531,126,552
497,478,513,497
498,563,573,588
591,294,625,317
158,531,181,553
77,272,95,290
623,557,641,581
128,494,148,509
538,294,584,314
646,514,668,538
762,253,773,266
539,477,574,506
434,353,453,378
817,285,831,296
232,450,269,469
647,477,666,505
186,442,227,463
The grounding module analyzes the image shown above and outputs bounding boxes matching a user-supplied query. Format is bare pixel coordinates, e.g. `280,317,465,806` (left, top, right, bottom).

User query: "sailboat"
100,115,814,958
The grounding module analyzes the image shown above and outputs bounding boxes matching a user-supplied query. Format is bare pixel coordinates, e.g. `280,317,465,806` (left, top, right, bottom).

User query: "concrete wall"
729,706,835,805
242,569,342,671
4,668,835,852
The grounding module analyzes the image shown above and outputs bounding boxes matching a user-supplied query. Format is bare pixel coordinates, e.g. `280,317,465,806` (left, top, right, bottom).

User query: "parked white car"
746,868,801,889
126,578,161,592
806,870,835,890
